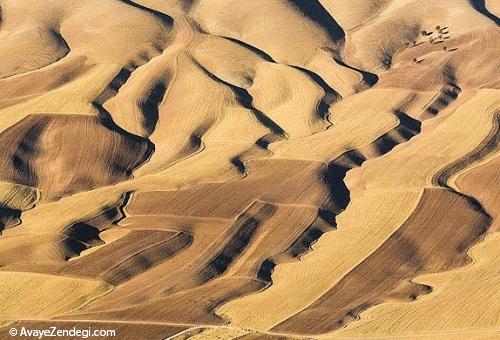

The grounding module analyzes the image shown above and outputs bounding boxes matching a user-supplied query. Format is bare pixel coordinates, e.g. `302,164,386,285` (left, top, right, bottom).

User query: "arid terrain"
0,0,499,339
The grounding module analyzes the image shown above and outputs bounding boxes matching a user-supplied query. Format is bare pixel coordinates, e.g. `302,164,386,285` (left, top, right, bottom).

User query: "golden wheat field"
0,0,499,339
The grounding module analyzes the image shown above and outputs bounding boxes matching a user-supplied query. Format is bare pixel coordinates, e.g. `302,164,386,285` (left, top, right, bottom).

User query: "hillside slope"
0,0,498,339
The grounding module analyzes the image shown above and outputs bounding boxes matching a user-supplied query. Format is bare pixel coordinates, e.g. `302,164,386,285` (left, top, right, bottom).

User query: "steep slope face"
0,0,172,78
0,0,498,339
0,114,152,201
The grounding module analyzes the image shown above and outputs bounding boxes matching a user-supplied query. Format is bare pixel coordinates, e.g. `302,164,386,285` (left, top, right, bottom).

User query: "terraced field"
0,0,498,339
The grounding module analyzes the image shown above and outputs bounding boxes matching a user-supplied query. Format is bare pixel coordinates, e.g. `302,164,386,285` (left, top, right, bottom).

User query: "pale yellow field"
0,0,498,339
